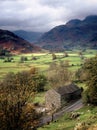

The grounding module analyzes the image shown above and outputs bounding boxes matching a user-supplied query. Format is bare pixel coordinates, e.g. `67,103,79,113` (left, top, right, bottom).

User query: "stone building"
45,84,82,111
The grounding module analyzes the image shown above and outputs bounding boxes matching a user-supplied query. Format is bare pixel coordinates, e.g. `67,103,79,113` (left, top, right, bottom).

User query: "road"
39,99,83,126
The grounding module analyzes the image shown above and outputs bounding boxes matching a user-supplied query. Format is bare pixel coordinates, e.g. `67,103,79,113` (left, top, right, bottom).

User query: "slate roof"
55,84,80,95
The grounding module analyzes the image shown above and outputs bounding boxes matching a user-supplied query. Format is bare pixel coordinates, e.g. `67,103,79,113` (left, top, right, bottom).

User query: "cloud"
0,0,97,32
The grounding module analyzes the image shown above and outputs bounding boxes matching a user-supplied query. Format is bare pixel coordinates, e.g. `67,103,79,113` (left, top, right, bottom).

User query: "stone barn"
45,84,82,111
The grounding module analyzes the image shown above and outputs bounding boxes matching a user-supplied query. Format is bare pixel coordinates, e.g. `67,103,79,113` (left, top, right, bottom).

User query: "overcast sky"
0,0,97,32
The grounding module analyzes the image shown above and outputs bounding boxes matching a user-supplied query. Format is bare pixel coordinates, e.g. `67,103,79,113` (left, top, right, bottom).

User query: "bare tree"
47,61,73,88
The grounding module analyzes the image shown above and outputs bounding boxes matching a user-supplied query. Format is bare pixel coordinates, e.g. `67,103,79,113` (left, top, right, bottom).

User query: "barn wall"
45,89,61,110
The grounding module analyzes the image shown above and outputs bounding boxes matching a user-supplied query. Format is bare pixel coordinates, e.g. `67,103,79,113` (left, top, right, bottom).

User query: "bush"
0,68,46,130
82,55,97,105
20,56,28,63
82,89,90,104
3,57,14,62
74,122,88,130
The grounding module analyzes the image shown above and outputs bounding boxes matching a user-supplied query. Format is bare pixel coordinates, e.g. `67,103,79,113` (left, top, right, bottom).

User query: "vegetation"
0,49,97,130
51,53,57,60
0,49,96,79
63,51,69,57
81,55,97,105
38,105,97,130
20,56,28,63
0,48,11,57
47,61,72,88
0,68,47,130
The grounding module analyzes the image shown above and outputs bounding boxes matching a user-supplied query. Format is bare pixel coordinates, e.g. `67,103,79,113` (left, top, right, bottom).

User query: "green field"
0,49,96,103
0,49,96,79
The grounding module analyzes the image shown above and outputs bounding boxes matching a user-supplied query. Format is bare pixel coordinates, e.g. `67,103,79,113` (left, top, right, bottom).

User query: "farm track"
39,99,83,126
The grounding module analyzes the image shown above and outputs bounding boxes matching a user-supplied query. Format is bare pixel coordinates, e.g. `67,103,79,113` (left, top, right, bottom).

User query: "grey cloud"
0,0,97,32
38,0,70,7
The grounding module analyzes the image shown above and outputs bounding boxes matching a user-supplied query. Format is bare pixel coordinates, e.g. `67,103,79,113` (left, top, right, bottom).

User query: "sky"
0,0,97,32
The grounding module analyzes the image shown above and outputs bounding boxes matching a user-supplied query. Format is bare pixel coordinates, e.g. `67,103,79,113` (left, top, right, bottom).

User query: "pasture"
0,49,96,103
0,49,96,79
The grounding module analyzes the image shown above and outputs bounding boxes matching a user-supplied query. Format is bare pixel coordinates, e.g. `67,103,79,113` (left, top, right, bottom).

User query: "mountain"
0,29,41,54
38,15,97,51
13,30,43,42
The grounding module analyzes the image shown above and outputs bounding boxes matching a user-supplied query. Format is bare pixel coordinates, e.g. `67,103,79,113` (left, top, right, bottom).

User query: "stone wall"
45,89,61,110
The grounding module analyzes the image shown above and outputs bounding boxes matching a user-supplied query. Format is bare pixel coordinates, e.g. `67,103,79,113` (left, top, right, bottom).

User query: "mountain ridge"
37,15,97,51
0,29,41,54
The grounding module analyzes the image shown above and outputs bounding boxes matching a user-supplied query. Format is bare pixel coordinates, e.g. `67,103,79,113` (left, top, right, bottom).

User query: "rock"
74,122,89,130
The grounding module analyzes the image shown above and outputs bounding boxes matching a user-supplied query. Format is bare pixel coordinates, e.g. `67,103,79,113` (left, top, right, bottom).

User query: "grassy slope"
38,106,97,130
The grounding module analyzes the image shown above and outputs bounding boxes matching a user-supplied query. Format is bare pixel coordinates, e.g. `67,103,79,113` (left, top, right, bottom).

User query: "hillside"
13,30,43,42
38,15,97,51
0,29,41,54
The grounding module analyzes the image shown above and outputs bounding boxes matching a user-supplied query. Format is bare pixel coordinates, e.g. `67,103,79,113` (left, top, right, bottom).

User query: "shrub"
20,56,28,63
0,68,46,130
81,55,97,105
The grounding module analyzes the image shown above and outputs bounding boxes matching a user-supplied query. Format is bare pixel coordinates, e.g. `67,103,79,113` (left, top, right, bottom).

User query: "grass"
0,49,96,79
33,92,45,104
0,50,96,104
38,105,97,130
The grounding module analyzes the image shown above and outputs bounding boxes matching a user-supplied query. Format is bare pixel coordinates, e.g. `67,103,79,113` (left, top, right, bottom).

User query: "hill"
0,29,41,54
13,30,43,42
38,15,97,51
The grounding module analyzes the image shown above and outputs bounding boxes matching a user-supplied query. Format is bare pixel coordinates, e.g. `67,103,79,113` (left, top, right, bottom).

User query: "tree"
75,68,87,82
47,61,72,88
52,53,57,60
29,67,47,92
0,68,46,130
82,55,97,105
4,57,14,62
0,48,11,56
78,51,84,60
20,56,28,63
31,55,37,60
63,51,68,57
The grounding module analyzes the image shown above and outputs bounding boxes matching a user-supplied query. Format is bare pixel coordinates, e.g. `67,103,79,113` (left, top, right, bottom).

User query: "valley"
1,0,97,129
0,49,96,79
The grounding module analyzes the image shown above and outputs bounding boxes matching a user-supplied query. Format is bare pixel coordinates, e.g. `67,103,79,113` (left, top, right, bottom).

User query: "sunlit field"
0,49,96,79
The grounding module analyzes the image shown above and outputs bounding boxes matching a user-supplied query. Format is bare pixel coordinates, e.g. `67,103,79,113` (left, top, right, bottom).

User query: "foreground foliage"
82,55,97,105
0,68,46,130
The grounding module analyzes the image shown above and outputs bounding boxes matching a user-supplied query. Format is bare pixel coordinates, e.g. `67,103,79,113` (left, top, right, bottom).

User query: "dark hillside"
0,29,41,54
38,15,97,51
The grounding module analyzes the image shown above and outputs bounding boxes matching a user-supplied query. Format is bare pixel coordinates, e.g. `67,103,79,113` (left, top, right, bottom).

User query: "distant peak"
84,15,97,21
66,19,81,27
